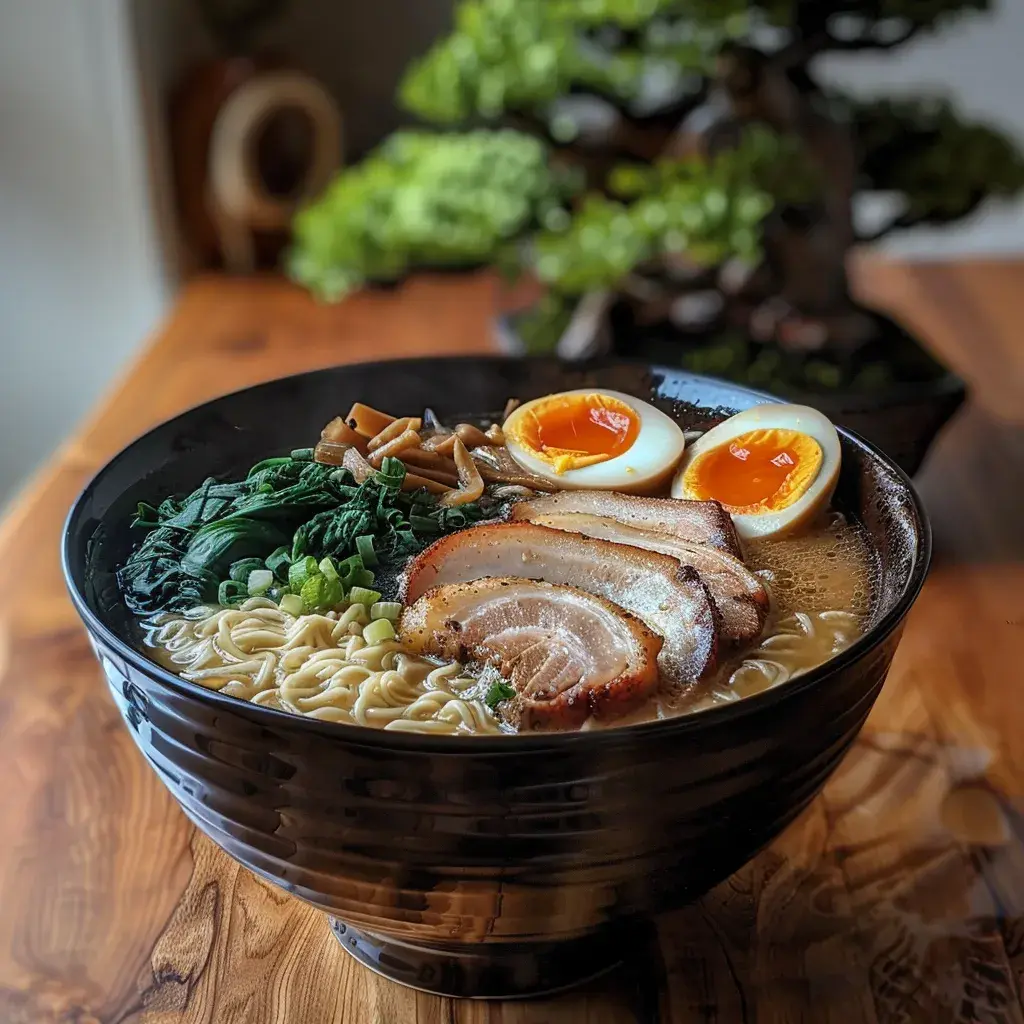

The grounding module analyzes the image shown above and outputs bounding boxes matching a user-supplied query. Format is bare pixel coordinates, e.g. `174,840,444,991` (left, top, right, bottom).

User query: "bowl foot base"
328,917,629,999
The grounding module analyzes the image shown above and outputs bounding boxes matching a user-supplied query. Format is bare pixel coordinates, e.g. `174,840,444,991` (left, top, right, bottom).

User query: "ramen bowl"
63,358,930,999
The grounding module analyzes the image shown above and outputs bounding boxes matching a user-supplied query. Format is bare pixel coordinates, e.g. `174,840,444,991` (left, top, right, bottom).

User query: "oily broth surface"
589,513,878,728
719,514,877,699
134,403,879,733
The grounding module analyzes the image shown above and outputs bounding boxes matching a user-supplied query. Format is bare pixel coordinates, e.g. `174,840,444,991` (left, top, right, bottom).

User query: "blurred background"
1,0,1022,505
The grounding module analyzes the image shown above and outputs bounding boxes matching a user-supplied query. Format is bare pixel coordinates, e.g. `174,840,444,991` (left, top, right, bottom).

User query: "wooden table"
2,261,1023,1023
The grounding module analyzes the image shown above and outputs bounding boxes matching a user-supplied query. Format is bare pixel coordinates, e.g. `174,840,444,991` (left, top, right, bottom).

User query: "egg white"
671,403,841,540
504,388,686,494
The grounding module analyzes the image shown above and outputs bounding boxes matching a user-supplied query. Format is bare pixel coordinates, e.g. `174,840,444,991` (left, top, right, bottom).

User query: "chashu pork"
400,578,663,730
509,491,743,557
514,510,768,643
401,522,719,684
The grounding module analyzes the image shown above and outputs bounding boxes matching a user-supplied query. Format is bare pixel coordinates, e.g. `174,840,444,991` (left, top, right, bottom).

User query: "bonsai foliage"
289,0,1024,388
399,0,750,130
290,131,578,299
851,96,1024,237
532,125,810,294
291,124,802,302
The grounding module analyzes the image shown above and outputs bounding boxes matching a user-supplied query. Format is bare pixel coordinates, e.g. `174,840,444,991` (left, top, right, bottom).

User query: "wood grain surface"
1,261,1022,1023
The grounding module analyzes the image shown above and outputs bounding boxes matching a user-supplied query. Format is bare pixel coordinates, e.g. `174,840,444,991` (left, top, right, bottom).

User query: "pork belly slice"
510,491,742,557
401,522,719,684
400,578,663,731
518,511,768,643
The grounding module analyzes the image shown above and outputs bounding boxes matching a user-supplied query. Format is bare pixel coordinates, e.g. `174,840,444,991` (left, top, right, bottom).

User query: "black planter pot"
63,357,931,999
494,305,966,477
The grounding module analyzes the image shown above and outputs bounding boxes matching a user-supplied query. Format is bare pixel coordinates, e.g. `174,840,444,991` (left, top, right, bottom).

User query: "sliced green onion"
229,557,264,583
363,618,395,644
484,679,516,709
288,555,319,591
218,579,247,606
319,556,339,581
300,575,328,613
349,568,376,590
375,456,406,491
322,576,344,609
336,553,364,587
348,586,382,607
355,534,379,567
290,447,315,461
370,601,403,621
247,569,274,596
279,593,304,617
266,545,292,577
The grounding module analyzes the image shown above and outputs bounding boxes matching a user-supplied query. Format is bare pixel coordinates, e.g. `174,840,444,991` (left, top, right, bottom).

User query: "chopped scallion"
279,593,304,617
247,569,274,596
229,557,264,584
265,546,292,577
375,456,406,492
218,579,247,606
348,568,376,589
355,534,379,567
319,556,339,581
348,586,382,607
288,555,319,591
370,601,403,621
323,576,344,609
336,553,364,587
362,618,395,644
484,680,516,709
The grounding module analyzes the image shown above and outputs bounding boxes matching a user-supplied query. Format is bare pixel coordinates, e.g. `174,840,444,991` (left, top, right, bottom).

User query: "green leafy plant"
119,451,487,615
290,130,579,299
289,0,1023,392
851,96,1024,237
399,0,750,129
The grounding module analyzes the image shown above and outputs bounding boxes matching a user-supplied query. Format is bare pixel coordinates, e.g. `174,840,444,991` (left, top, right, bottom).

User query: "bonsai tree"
290,0,1024,394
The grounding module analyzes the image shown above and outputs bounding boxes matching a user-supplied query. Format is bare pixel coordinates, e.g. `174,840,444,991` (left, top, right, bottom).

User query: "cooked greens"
118,452,487,615
484,679,516,710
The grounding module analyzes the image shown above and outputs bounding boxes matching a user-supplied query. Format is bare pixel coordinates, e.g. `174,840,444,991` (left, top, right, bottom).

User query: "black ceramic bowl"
63,357,930,1000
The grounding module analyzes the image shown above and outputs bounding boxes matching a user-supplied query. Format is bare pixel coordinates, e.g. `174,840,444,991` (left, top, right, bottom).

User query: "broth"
146,510,877,735
587,513,877,728
125,393,880,737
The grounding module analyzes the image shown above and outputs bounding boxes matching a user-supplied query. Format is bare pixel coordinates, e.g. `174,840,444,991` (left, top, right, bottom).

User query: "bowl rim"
62,355,932,753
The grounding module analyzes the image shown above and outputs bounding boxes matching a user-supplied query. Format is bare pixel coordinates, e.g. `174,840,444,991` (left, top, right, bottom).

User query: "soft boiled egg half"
671,404,841,540
504,389,686,494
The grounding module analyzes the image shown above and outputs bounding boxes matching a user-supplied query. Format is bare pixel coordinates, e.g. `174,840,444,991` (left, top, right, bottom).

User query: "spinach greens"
118,452,487,615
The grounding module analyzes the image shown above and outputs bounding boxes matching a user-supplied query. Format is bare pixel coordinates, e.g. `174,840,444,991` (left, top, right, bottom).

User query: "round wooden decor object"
208,70,342,270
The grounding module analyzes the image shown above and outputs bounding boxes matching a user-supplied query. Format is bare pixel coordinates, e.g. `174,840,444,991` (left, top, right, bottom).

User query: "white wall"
822,0,1024,256
0,0,169,504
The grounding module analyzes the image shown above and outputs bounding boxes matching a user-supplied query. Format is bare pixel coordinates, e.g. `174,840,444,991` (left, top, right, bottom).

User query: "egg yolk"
684,428,822,514
511,393,640,474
